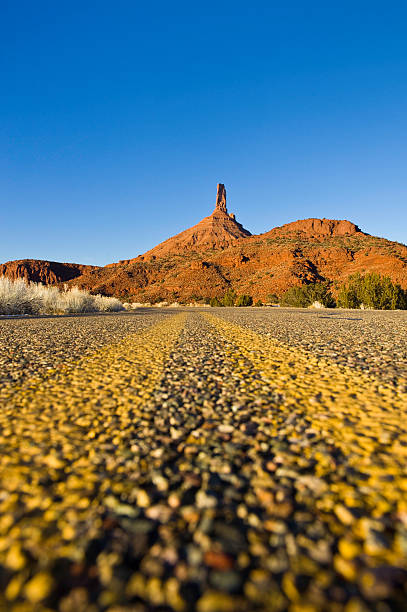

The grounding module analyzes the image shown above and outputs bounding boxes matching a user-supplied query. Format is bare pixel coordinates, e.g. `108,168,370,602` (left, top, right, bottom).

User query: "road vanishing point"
0,307,406,611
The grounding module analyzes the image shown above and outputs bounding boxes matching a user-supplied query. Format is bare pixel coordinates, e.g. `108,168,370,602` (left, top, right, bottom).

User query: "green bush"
222,289,237,307
309,283,336,307
254,300,263,307
280,283,335,308
266,293,279,304
210,297,223,307
280,287,310,308
337,273,407,310
236,295,253,307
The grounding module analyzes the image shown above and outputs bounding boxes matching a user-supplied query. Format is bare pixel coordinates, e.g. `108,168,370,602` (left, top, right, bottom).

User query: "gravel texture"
0,308,406,611
0,310,171,389
216,307,407,389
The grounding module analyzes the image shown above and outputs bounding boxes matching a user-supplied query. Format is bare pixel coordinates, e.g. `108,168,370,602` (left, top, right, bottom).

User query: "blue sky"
1,0,406,265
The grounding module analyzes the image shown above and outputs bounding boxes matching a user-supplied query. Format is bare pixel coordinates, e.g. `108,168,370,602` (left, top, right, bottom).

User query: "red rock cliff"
266,218,362,238
0,259,98,285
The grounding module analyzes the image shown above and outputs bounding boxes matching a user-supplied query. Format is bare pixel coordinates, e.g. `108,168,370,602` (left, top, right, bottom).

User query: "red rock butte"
134,183,252,261
1,182,406,301
0,259,98,284
265,217,362,239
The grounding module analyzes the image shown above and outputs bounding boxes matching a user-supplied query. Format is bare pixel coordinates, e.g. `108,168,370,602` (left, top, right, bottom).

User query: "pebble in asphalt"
0,308,406,611
0,310,171,388
217,307,407,389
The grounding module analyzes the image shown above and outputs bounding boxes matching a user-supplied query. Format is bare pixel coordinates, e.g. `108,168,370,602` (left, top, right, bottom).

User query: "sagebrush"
0,277,125,315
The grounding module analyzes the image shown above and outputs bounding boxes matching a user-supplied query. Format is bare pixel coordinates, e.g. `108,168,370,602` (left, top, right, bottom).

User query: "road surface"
0,308,406,611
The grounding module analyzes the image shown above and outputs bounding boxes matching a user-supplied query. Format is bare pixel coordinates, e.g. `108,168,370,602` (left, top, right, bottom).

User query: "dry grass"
0,277,124,315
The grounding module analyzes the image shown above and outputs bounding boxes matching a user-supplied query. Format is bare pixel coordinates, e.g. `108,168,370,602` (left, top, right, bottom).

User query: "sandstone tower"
215,183,227,213
137,183,251,259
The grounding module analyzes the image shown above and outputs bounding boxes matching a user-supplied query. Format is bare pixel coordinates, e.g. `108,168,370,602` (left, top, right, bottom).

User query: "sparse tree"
222,289,237,307
280,283,335,308
337,273,407,309
210,297,223,307
236,294,253,307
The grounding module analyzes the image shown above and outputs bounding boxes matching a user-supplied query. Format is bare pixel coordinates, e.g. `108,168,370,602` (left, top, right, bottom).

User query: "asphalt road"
0,308,406,611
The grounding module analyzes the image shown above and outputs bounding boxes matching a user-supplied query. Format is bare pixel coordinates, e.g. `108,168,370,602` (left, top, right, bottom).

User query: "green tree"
210,297,223,307
308,283,336,308
236,295,253,307
280,283,335,308
280,286,310,307
337,279,361,309
337,273,407,309
222,289,237,307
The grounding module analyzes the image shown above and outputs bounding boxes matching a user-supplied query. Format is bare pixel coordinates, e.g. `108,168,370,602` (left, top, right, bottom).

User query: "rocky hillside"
1,185,406,302
265,217,362,238
0,259,98,285
69,221,407,302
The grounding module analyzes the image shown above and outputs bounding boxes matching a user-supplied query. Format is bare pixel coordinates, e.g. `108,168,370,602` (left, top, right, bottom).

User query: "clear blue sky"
1,1,406,265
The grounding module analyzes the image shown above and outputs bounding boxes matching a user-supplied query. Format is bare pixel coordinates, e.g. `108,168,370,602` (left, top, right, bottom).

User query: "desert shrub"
308,283,336,308
60,287,98,313
280,286,310,308
0,277,125,315
280,283,335,308
222,289,237,307
210,297,223,307
93,294,125,312
236,295,253,307
0,278,39,314
254,300,263,307
267,293,280,304
337,273,407,310
336,281,360,309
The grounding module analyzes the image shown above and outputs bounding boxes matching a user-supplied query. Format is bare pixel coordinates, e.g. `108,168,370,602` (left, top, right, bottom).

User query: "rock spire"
215,183,227,213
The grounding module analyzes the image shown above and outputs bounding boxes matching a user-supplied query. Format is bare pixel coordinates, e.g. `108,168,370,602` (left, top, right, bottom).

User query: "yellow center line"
0,313,186,567
205,313,407,530
0,313,185,405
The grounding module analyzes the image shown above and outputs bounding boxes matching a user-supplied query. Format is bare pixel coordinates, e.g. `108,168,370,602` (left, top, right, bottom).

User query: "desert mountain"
111,184,251,266
1,184,406,302
67,222,406,302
